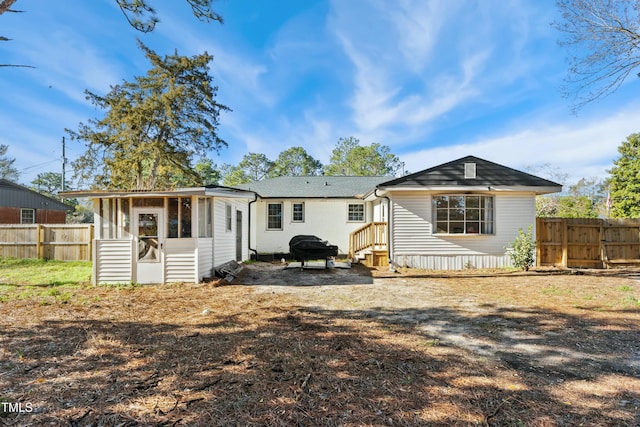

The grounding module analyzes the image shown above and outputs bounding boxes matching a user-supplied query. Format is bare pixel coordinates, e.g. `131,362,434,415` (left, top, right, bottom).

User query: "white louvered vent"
464,162,476,179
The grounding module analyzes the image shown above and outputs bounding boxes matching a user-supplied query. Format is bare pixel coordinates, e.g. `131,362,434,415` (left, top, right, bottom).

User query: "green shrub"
508,226,536,271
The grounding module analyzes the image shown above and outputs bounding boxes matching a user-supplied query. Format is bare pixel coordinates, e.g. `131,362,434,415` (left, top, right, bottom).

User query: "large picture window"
433,195,494,235
267,203,283,230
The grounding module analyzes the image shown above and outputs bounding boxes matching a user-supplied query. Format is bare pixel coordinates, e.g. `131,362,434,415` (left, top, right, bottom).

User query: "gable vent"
464,162,476,179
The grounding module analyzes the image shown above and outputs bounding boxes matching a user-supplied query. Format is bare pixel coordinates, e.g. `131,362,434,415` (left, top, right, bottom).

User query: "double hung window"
348,204,365,222
267,203,283,230
292,203,304,223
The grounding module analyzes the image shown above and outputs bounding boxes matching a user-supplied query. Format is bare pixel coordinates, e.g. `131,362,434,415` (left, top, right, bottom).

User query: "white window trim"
266,202,283,231
347,203,365,222
292,202,305,223
225,203,233,232
20,208,35,224
432,194,494,236
464,162,477,179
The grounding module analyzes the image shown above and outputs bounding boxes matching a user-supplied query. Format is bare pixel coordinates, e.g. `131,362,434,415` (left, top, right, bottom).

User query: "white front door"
134,208,164,284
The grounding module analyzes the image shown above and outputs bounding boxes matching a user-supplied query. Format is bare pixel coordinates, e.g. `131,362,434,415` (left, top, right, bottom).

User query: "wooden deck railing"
348,222,387,257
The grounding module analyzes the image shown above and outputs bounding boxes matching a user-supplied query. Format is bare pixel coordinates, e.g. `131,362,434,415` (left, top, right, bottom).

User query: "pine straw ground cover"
0,263,639,426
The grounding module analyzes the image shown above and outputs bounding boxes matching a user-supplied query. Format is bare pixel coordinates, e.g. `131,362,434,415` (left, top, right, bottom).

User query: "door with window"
133,208,164,284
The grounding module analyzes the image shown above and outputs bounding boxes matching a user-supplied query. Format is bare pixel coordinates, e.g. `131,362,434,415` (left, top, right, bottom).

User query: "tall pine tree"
69,41,230,190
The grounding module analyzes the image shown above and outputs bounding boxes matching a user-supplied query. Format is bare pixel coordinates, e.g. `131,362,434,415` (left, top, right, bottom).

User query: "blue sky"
1,0,639,188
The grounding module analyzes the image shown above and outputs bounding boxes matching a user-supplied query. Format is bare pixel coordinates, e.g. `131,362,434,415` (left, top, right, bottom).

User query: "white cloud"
401,103,640,182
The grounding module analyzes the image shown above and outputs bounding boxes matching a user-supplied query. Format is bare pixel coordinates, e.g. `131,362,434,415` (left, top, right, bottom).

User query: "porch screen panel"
168,198,179,238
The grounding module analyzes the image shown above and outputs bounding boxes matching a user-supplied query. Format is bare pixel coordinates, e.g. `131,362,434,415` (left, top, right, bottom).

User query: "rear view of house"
236,176,390,257
239,156,561,270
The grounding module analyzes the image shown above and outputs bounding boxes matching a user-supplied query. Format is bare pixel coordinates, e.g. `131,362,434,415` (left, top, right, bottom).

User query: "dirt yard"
1,262,639,426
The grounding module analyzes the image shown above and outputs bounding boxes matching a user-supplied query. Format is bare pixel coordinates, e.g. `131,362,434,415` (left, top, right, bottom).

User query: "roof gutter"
248,191,259,260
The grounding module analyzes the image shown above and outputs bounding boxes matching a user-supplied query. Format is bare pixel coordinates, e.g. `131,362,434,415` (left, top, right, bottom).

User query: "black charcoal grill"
289,235,339,268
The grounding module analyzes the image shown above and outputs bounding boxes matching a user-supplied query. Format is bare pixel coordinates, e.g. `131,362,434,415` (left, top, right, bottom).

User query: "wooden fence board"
537,218,640,268
0,224,93,261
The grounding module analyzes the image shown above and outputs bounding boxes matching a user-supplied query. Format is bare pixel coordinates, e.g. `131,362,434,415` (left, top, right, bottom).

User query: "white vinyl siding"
164,238,197,283
390,192,536,269
213,198,248,266
198,238,214,280
94,240,133,284
391,192,433,255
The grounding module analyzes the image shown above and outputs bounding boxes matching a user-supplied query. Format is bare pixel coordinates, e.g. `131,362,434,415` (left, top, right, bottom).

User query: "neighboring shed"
63,186,256,284
236,176,390,256
0,179,72,224
367,156,562,269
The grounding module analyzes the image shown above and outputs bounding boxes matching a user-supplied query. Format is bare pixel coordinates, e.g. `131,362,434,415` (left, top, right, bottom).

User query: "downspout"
374,188,393,270
248,191,259,260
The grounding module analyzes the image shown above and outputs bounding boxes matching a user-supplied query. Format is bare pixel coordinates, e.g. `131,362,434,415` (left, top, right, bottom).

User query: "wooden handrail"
349,222,387,257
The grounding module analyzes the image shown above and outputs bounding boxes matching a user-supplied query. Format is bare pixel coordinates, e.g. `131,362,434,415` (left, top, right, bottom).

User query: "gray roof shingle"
0,179,73,211
236,176,389,198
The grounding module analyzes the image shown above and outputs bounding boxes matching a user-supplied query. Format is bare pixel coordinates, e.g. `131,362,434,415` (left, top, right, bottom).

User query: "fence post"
36,224,44,259
561,218,568,268
598,222,605,268
88,225,94,262
535,218,541,267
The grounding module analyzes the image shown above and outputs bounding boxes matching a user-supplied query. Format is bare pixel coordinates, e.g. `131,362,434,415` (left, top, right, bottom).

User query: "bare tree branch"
554,0,640,113
0,64,34,68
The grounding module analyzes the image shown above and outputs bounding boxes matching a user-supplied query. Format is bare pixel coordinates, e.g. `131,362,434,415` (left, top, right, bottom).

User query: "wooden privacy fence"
537,217,640,268
0,224,94,261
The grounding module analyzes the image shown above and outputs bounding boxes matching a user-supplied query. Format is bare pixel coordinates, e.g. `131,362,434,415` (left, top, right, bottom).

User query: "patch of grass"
105,282,143,290
422,339,440,348
0,257,91,286
620,295,640,307
539,284,571,296
0,284,79,304
0,258,91,304
619,285,634,292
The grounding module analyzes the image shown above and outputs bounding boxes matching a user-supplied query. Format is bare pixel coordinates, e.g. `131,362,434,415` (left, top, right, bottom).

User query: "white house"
236,176,389,257
242,156,561,269
366,156,562,269
63,186,255,284
67,156,562,284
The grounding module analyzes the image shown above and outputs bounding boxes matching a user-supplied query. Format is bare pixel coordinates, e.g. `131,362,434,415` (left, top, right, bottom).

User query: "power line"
18,159,59,173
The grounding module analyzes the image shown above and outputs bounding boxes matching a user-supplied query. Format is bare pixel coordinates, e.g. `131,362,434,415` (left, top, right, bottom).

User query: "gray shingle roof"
378,156,562,190
236,176,389,198
0,179,73,211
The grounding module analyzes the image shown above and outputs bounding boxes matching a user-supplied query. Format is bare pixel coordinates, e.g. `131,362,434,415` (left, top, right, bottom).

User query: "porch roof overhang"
61,185,257,200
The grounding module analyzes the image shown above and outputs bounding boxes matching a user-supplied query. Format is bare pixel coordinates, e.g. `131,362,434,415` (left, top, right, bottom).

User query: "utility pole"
61,136,67,201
